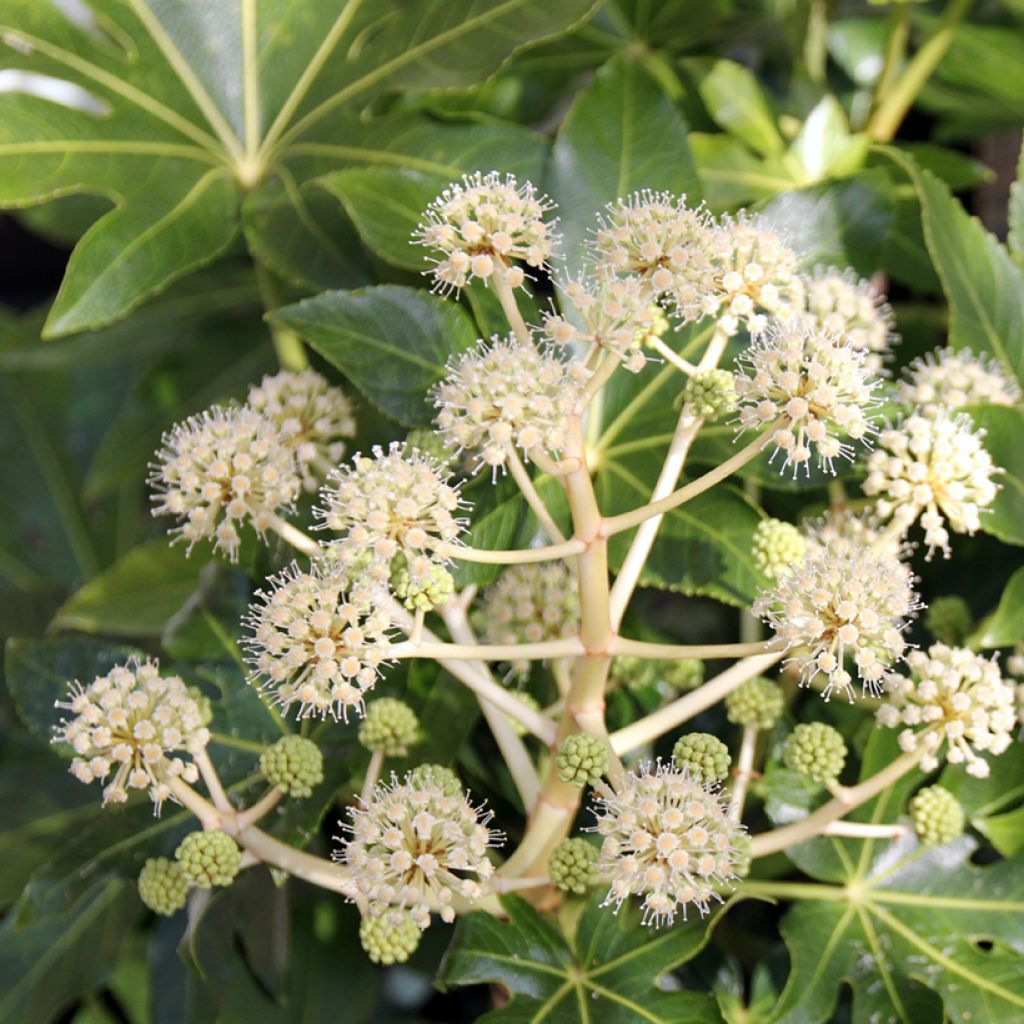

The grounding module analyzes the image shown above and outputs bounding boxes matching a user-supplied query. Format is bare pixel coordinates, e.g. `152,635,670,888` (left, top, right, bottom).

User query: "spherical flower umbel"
863,413,1000,559
754,541,920,701
802,270,896,372
909,785,965,846
876,644,1016,778
682,369,738,420
897,347,1020,417
246,370,356,492
725,677,784,732
414,171,557,294
338,771,503,928
242,561,392,720
138,857,190,916
260,735,324,798
176,830,242,889
53,659,210,811
671,733,731,784
549,838,601,894
590,761,744,926
734,319,880,475
556,734,610,787
433,335,589,469
360,910,422,964
359,698,421,757
783,722,847,785
149,405,301,562
752,518,806,580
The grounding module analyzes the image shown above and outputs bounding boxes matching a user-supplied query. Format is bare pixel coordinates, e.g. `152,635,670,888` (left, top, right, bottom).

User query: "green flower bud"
909,786,965,846
726,677,785,731
924,596,973,647
662,658,704,691
732,832,752,879
359,911,422,965
138,857,189,915
549,838,601,895
783,723,847,785
556,734,609,787
752,518,806,580
506,691,541,737
636,304,670,349
359,698,421,756
260,735,324,798
390,553,454,611
609,655,655,690
406,762,462,797
175,830,242,889
672,732,731,783
683,369,738,420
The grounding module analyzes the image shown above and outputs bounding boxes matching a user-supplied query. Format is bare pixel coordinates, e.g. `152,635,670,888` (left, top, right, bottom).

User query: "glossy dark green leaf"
970,565,1024,649
966,405,1024,546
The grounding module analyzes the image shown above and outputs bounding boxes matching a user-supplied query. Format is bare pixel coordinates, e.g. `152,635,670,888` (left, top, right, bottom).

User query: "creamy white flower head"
897,347,1021,416
315,443,466,589
433,335,589,469
754,541,920,701
802,270,896,372
589,191,713,304
338,771,503,928
247,370,356,492
243,561,392,720
590,761,743,927
695,216,805,336
53,659,209,812
863,413,1000,559
543,273,656,373
801,508,907,562
876,644,1016,778
734,319,880,475
149,405,301,562
414,171,557,294
476,563,579,679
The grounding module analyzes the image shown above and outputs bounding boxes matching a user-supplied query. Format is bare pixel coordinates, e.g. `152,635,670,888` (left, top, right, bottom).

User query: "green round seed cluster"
672,732,732,783
260,735,324,798
506,691,541,738
662,658,704,691
784,723,847,785
556,734,609,787
359,912,422,965
909,786,965,847
924,596,973,647
726,677,785,731
175,830,242,889
549,838,601,895
683,369,738,419
406,762,462,797
358,698,421,756
609,655,655,690
752,518,806,580
391,556,454,611
138,857,189,915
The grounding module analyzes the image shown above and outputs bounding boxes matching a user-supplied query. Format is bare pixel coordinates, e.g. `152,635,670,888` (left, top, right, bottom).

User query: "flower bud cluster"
360,911,422,964
549,838,601,894
556,734,609,787
260,735,324,797
752,518,806,580
671,733,731,783
725,677,784,731
176,830,242,889
359,698,421,757
138,857,190,915
682,369,738,420
783,722,847,784
898,347,1020,416
909,786,964,846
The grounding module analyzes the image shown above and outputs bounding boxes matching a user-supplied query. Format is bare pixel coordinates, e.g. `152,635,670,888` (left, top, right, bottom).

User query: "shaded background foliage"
1,1,1023,1022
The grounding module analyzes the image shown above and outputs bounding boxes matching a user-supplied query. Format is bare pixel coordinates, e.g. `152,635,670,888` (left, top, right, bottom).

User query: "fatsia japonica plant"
4,3,1024,1024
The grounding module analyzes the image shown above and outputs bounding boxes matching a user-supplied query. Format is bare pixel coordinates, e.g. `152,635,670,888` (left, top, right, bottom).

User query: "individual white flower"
338,771,503,928
694,216,805,336
897,347,1021,416
414,171,557,294
149,405,301,562
242,561,392,720
801,270,896,372
246,370,356,491
734,319,880,474
863,413,1001,559
877,644,1016,778
53,659,209,811
590,762,743,926
476,563,579,679
543,273,656,372
433,335,589,469
754,541,920,701
315,443,466,589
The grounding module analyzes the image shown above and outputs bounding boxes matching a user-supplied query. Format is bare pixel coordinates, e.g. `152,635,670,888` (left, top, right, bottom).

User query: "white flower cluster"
863,413,1000,558
898,347,1021,416
734,319,879,474
339,772,502,928
591,762,742,926
755,540,919,701
433,336,589,468
877,645,1016,778
149,406,301,562
243,561,392,720
53,660,209,811
802,271,896,372
801,508,906,562
247,370,356,492
414,172,556,294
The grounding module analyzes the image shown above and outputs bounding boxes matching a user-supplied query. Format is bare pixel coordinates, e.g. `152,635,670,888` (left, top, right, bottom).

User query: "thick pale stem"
195,749,233,814
361,750,385,803
528,449,580,477
609,637,783,661
236,787,284,829
505,444,566,543
823,821,910,840
268,516,321,558
697,322,731,372
440,538,585,564
729,726,758,822
650,336,699,375
492,265,531,346
583,352,622,400
166,774,221,831
391,637,584,662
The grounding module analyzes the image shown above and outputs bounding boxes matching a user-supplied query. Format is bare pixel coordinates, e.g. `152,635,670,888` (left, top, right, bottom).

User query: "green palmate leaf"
787,96,868,185
966,405,1024,546
453,472,527,588
688,133,798,212
272,284,478,426
549,54,700,274
693,58,784,158
439,893,722,1023
883,148,1024,386
970,564,1024,649
0,0,597,336
1010,139,1024,266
